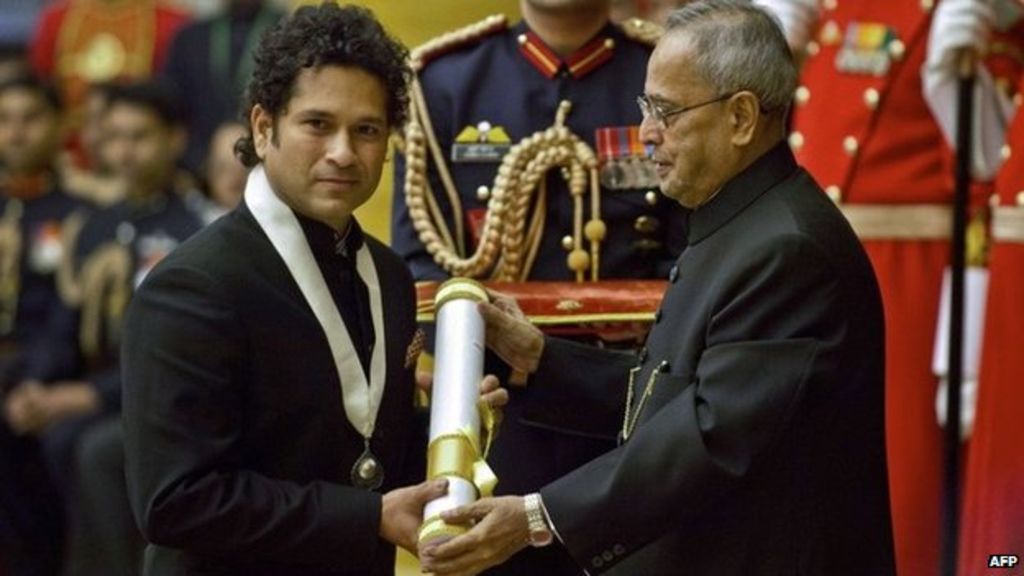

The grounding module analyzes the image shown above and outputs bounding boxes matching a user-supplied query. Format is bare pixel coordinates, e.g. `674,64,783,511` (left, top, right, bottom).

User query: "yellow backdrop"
292,0,522,244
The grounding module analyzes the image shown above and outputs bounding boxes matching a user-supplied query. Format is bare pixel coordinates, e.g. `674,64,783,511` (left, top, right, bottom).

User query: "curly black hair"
234,3,410,167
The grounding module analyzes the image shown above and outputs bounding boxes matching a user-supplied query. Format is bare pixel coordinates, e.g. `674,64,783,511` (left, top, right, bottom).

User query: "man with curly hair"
121,4,506,575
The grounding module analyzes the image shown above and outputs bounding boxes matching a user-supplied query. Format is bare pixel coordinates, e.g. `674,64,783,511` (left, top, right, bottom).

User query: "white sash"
244,165,386,440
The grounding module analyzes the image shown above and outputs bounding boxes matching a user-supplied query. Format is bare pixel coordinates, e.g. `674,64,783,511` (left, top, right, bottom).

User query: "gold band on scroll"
426,433,478,485
419,514,468,544
434,277,489,310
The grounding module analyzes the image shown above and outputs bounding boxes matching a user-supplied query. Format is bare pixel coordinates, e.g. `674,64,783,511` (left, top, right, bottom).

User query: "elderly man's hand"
478,291,544,382
478,374,509,412
419,496,531,576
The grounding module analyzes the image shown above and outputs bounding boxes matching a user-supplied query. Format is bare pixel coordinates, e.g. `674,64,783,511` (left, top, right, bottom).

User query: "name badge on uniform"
133,232,180,288
834,22,899,77
451,121,511,163
28,220,64,274
595,126,657,190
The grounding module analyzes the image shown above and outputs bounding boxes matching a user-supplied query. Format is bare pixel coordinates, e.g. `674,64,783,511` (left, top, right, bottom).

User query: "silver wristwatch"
524,493,553,547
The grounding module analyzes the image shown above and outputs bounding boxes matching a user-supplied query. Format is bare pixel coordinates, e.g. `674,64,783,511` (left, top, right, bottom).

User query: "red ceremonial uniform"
790,3,961,575
959,42,1024,576
29,0,188,138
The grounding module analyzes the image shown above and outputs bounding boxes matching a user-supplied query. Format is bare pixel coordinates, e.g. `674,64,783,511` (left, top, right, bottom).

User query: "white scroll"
419,278,498,546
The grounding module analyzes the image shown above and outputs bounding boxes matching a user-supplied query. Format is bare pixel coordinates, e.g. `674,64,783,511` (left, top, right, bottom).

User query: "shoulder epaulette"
411,14,509,72
619,17,663,47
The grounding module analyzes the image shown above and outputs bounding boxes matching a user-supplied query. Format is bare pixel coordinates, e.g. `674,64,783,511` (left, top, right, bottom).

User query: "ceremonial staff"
942,47,975,576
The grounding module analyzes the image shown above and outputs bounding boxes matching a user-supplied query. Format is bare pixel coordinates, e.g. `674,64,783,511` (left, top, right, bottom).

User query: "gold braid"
0,200,24,335
398,17,661,282
408,77,465,257
404,43,605,280
519,178,548,281
404,14,509,264
78,243,131,362
55,210,86,306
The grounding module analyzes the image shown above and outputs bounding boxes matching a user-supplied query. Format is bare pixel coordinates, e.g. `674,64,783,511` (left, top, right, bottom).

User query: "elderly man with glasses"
418,1,896,575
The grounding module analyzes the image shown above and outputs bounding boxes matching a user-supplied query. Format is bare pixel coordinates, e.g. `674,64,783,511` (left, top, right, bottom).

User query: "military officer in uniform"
0,74,86,391
957,52,1024,576
920,2,1024,574
36,79,203,575
28,0,189,165
393,2,685,283
391,1,688,573
0,73,88,576
39,80,203,434
161,0,283,175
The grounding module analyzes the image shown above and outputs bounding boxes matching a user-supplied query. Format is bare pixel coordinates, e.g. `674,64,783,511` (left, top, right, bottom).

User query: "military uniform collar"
687,142,799,246
514,21,618,80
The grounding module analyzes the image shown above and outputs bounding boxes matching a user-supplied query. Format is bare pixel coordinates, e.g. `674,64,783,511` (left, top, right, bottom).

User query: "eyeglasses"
637,93,735,129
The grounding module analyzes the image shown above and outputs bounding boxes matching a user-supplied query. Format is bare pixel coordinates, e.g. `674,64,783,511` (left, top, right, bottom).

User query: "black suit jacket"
122,203,423,575
531,143,895,575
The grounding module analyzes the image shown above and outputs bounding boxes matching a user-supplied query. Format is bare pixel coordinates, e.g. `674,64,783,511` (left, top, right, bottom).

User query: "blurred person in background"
0,47,31,85
29,0,190,166
58,82,128,206
11,78,204,576
0,72,89,576
205,121,248,211
187,120,250,224
751,1,1013,572
162,0,283,176
921,1,1024,574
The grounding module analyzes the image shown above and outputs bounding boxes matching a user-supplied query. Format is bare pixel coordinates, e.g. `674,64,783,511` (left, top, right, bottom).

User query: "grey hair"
665,0,797,116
